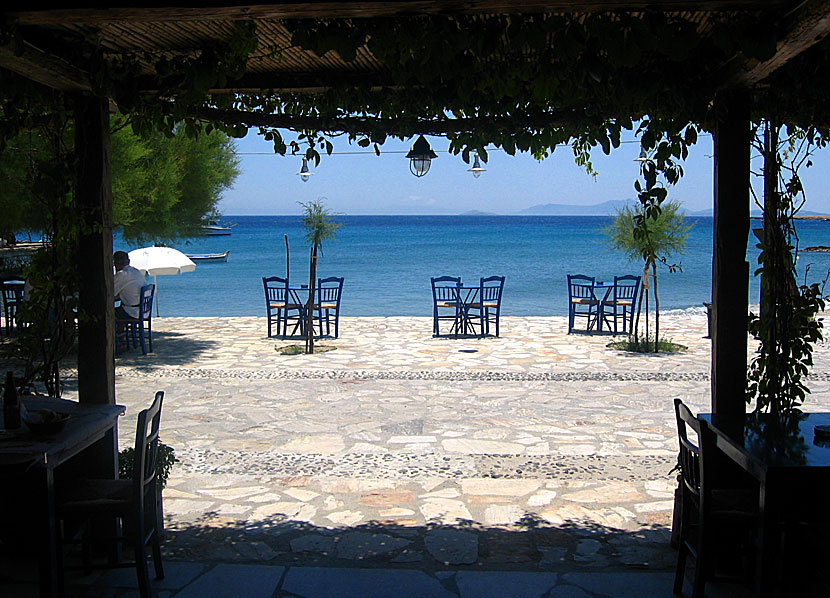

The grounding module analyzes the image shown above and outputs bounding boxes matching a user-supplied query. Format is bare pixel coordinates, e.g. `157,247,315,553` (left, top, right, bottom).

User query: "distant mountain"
516,199,633,216
460,210,498,216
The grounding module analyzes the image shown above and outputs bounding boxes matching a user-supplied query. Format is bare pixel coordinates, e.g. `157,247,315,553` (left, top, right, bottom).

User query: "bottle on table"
3,370,21,430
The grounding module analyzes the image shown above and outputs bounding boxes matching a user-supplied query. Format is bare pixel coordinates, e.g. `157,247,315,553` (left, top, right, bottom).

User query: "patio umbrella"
127,246,196,316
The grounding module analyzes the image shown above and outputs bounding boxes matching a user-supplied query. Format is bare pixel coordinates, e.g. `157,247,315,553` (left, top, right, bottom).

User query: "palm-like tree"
300,200,341,354
606,199,692,351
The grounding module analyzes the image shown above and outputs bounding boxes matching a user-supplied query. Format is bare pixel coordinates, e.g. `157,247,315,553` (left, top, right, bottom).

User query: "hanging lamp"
467,152,487,178
297,157,313,182
406,135,437,177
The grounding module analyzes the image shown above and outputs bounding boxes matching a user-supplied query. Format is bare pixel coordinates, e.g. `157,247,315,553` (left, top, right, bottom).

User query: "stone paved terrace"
3,313,830,596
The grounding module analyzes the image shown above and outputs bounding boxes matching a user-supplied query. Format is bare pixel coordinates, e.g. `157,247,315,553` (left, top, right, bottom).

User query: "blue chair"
602,275,641,335
262,276,303,337
466,276,505,337
430,276,461,336
117,284,155,355
314,276,344,338
567,274,599,333
1,280,24,335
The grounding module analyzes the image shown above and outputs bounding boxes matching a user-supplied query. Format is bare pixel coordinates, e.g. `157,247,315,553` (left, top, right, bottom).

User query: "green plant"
300,199,341,354
607,335,687,354
746,122,826,416
118,440,178,490
276,344,336,355
605,198,692,351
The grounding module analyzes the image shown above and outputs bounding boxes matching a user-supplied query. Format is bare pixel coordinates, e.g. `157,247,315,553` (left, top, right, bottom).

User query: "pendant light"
406,135,437,177
467,152,487,178
297,157,313,182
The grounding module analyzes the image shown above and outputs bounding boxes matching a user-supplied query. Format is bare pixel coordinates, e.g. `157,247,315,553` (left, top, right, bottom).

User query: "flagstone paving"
95,313,830,574
4,312,830,595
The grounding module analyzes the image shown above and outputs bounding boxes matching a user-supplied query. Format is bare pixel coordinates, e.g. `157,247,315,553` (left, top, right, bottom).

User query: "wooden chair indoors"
673,399,758,598
58,391,165,598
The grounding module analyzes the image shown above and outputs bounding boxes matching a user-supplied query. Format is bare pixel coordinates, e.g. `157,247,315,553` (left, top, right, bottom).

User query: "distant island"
459,210,498,216
516,199,633,216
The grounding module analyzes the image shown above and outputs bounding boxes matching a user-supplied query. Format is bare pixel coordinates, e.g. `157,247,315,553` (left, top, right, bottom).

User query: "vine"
746,122,827,415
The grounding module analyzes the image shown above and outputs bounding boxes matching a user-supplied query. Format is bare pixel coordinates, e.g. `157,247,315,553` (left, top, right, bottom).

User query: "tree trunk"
653,261,660,353
633,283,645,342
762,121,782,413
305,246,317,354
285,234,290,280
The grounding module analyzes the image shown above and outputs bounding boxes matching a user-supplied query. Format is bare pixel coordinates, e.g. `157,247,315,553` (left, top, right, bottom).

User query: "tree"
605,199,691,351
0,116,240,243
111,117,240,243
300,200,341,354
746,122,826,416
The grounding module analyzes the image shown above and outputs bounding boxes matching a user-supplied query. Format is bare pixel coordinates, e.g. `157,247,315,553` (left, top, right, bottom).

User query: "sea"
114,215,830,318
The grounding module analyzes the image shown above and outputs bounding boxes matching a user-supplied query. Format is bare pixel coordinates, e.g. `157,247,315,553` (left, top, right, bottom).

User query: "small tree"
300,199,340,354
605,199,691,351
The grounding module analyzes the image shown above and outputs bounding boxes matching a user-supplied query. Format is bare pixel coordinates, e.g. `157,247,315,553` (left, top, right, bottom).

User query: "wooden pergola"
3,1,830,465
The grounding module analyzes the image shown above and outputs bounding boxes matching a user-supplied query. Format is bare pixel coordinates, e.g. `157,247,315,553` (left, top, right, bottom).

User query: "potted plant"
118,440,178,538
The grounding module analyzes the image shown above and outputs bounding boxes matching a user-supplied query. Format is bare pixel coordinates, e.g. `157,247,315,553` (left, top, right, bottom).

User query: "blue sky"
218,128,830,216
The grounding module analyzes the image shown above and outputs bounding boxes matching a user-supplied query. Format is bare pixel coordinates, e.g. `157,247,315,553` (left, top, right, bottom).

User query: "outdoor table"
0,396,125,598
592,281,615,331
700,411,830,597
287,285,312,335
456,286,481,335
571,280,614,332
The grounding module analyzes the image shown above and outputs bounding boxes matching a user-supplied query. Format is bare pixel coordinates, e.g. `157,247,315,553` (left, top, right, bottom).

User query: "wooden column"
74,94,115,407
711,89,750,439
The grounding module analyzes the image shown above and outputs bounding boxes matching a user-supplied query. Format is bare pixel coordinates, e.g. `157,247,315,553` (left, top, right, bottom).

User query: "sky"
217,128,830,216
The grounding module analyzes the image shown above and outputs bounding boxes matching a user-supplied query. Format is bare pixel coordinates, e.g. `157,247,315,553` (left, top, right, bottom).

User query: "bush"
118,440,178,489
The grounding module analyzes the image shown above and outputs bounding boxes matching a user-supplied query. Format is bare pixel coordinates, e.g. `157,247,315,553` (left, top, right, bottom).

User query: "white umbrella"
127,247,196,315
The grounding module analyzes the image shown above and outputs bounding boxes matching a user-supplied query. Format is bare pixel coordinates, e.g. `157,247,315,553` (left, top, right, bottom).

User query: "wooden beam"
7,2,790,24
711,88,750,440
184,104,576,134
728,0,830,87
0,39,92,92
74,93,115,407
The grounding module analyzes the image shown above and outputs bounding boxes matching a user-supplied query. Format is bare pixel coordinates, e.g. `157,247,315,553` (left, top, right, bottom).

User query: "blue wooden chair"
314,276,344,338
117,284,155,355
262,276,303,337
602,275,641,334
430,276,461,336
567,274,599,333
466,276,505,337
1,280,24,335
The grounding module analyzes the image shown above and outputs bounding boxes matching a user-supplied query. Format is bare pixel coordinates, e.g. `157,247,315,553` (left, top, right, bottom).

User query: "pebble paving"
13,314,830,582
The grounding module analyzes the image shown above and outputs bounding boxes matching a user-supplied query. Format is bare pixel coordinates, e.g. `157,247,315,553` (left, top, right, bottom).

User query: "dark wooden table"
0,397,124,598
701,411,830,597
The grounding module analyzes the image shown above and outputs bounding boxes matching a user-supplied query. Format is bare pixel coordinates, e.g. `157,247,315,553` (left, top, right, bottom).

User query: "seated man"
113,251,146,320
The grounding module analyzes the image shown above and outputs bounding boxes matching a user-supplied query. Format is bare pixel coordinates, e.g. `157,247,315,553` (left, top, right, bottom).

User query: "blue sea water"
114,215,830,317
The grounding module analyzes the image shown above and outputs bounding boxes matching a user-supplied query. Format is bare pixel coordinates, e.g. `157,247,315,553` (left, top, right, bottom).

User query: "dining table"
571,280,615,332
700,411,830,597
0,396,125,598
455,285,482,335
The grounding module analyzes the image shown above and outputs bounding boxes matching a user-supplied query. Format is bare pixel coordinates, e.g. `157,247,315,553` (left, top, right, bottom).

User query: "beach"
68,313,830,572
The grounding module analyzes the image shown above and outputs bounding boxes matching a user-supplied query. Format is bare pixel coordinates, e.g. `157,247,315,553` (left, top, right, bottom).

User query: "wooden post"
711,89,750,439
